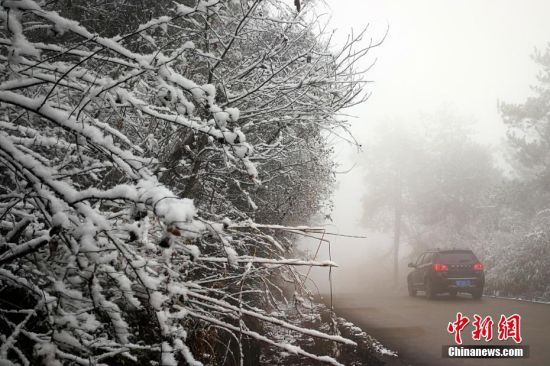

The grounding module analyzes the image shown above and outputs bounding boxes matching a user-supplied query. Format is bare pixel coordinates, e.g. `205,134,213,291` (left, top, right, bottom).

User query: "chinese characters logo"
447,313,522,344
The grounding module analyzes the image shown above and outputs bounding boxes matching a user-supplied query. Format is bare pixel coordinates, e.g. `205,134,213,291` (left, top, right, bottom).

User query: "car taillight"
473,262,484,270
432,263,448,271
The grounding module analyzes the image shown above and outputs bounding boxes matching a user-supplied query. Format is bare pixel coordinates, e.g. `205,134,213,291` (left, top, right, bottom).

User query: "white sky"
326,0,550,142
328,0,550,228
302,0,550,292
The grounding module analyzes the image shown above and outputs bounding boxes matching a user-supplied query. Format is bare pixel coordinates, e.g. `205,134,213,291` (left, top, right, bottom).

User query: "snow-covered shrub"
485,214,550,300
0,1,374,365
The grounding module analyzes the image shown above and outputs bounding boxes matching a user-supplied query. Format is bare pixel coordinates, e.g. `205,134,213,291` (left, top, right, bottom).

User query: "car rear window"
437,251,476,264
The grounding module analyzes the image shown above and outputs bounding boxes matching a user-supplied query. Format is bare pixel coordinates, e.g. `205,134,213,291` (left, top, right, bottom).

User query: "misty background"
300,0,550,296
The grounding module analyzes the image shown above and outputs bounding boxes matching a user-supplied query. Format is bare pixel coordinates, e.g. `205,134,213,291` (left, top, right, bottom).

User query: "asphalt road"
332,291,550,366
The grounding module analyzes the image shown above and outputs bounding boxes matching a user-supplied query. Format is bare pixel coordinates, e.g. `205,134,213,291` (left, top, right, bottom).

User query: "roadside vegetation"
0,0,382,365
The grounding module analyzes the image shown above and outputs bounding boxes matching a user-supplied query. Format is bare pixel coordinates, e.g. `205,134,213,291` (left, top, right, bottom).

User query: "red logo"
447,313,522,344
447,312,470,344
472,314,494,342
498,314,522,343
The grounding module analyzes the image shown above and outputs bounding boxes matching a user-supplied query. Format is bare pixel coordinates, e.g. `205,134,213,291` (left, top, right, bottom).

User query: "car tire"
471,289,483,300
408,280,417,297
449,290,457,298
425,278,435,300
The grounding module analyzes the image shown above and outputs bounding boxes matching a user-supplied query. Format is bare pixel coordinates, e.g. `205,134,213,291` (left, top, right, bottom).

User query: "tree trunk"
393,185,402,288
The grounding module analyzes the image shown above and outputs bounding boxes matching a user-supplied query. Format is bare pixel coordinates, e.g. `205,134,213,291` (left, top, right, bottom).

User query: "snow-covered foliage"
485,226,550,300
260,301,394,365
477,44,550,301
0,0,374,364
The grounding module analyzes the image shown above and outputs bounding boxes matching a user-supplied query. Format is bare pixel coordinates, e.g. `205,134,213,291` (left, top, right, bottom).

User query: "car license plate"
456,280,471,287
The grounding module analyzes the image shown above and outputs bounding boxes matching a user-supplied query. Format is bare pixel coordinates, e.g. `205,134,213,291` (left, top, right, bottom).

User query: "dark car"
407,249,484,299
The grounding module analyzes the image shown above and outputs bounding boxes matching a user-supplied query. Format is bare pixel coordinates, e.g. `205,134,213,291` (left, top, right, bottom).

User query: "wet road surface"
332,291,550,366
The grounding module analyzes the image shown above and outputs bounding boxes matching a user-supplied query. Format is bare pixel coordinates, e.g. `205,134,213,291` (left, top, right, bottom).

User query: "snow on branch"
0,0,377,364
197,256,338,267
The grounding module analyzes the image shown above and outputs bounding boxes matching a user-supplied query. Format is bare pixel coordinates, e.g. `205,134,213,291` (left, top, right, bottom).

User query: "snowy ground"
259,299,396,365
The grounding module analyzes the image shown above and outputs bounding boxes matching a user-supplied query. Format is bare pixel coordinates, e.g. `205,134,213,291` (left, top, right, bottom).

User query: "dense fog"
301,0,550,301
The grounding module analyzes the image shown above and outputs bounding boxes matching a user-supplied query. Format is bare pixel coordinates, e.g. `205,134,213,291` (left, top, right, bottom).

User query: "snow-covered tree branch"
0,0,376,364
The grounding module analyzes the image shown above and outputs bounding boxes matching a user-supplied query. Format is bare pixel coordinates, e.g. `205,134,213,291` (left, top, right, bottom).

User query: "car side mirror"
408,262,416,268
